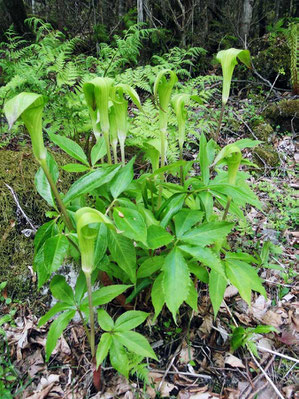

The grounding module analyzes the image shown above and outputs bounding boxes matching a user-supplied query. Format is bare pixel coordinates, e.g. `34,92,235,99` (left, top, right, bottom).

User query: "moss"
253,144,280,167
0,148,75,303
263,99,299,132
252,121,274,142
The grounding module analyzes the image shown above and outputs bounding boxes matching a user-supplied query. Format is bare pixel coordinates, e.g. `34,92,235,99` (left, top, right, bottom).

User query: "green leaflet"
35,152,59,207
179,245,226,278
108,230,137,283
180,222,234,247
91,137,107,165
80,285,131,310
110,157,135,199
63,165,120,204
209,270,227,317
48,132,89,166
151,272,165,320
174,209,203,238
114,311,149,332
98,309,115,331
216,48,251,105
38,302,73,327
162,247,191,320
113,207,147,244
45,310,76,361
96,333,112,367
110,338,129,378
225,259,266,305
147,225,173,249
50,275,75,305
115,331,157,360
199,133,209,185
44,234,69,274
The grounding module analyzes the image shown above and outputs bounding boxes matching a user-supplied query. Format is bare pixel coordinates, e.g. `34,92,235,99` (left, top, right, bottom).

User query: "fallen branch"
4,183,37,233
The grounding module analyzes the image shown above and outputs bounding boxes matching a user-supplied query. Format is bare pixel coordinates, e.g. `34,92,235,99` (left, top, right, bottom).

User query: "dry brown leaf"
224,285,239,299
25,383,55,399
261,310,283,327
224,353,245,368
249,295,271,321
199,314,213,335
213,352,225,368
147,372,176,398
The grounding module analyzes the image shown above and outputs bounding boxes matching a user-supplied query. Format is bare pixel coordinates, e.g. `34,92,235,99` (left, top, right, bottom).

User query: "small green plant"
3,50,266,389
286,22,299,94
231,325,277,357
215,48,251,140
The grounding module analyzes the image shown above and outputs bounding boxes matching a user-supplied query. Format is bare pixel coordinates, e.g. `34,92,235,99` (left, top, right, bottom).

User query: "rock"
253,144,280,167
263,99,299,133
251,121,274,142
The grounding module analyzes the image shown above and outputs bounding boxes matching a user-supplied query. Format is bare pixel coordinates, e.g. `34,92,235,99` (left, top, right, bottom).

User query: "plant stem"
120,142,125,166
157,131,166,209
40,160,73,231
103,132,112,164
222,197,231,221
215,103,225,141
179,146,184,186
86,273,95,357
112,143,118,164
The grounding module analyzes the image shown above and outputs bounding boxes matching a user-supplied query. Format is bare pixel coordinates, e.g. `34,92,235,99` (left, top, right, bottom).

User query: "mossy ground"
0,148,74,305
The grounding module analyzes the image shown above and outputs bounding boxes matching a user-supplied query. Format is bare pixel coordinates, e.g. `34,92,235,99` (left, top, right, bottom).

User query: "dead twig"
4,183,37,233
148,368,212,380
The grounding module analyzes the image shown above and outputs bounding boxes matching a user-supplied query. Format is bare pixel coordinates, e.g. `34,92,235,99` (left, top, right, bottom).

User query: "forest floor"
0,91,298,399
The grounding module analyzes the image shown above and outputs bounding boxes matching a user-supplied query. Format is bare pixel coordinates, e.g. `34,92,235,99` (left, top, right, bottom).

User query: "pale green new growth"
216,48,251,105
4,92,46,162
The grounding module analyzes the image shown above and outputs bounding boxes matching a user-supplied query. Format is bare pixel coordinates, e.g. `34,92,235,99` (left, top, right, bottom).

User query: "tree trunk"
137,0,144,23
240,0,254,44
3,0,28,34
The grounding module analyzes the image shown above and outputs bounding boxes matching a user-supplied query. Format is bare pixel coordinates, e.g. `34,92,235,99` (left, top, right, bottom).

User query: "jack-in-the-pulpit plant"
4,48,269,390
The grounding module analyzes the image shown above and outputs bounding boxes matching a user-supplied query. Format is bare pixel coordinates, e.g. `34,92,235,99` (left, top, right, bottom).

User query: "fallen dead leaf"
261,310,283,328
25,383,55,399
179,341,195,364
224,285,239,299
147,372,176,398
199,314,213,335
224,353,245,368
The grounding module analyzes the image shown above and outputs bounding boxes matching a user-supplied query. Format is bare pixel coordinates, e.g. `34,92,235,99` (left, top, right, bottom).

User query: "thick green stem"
157,130,166,209
179,146,184,186
112,143,118,164
40,160,73,231
86,273,95,357
120,142,125,166
103,131,112,165
215,103,225,141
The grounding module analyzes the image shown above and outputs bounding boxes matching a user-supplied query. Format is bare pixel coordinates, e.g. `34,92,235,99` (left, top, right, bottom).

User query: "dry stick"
158,343,182,391
222,302,285,399
248,349,285,399
247,381,269,399
232,111,259,140
149,368,212,380
4,183,37,232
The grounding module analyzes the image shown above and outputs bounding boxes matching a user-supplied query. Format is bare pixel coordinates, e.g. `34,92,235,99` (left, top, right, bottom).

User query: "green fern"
286,22,299,94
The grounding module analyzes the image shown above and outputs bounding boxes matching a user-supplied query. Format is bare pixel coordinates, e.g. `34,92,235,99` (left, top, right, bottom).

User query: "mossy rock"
0,148,75,304
263,99,299,132
251,121,274,142
253,144,280,167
